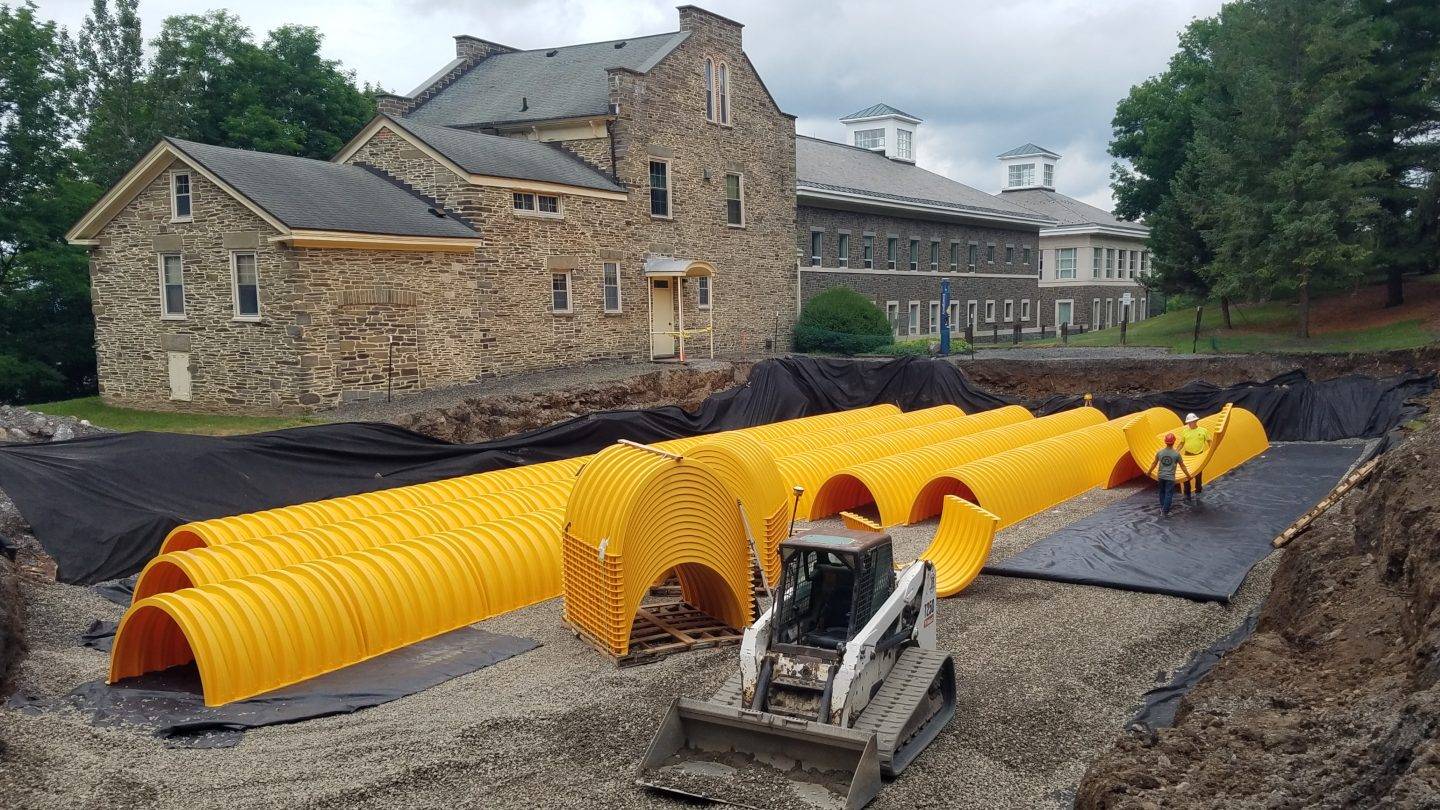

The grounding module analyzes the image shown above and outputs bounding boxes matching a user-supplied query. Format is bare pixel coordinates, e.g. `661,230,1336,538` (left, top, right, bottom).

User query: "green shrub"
877,338,932,356
794,288,893,355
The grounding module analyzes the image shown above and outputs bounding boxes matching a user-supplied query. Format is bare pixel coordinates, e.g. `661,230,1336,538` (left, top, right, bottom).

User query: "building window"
810,231,822,266
929,301,940,334
704,58,715,122
929,240,939,271
837,233,850,267
886,300,899,332
1056,300,1074,326
947,301,959,332
896,129,913,160
725,173,744,226
649,160,670,218
1140,251,1149,276
985,300,996,323
602,262,622,313
231,251,259,319
986,243,995,263
1129,250,1139,278
862,235,874,268
967,243,978,267
697,275,711,309
1092,298,1102,326
552,272,572,313
1039,249,1044,275
1105,248,1114,278
1107,298,1115,326
1007,163,1035,187
966,300,978,328
1022,246,1031,265
853,128,885,150
1057,247,1077,279
1043,163,1054,187
1020,299,1031,321
949,243,959,270
170,172,192,221
1005,245,1014,264
1003,299,1014,321
717,62,730,125
513,192,560,216
907,301,920,335
1093,247,1102,278
908,239,919,272
886,237,897,270
159,253,184,317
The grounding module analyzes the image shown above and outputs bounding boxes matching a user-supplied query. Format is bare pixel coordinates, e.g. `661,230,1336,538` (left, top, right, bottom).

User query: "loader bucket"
637,697,883,810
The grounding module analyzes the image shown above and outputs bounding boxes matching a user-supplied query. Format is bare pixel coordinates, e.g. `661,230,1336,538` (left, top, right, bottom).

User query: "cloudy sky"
39,0,1222,209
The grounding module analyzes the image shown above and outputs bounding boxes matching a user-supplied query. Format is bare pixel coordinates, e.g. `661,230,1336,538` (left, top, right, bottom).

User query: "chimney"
678,5,743,46
375,93,412,118
839,104,922,164
454,35,518,62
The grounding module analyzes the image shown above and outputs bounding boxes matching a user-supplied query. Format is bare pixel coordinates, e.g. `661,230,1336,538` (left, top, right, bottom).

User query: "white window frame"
1105,248,1115,278
1007,163,1035,187
697,275,712,310
896,128,913,160
1055,299,1075,327
1057,247,1077,279
1092,298,1102,326
949,242,959,271
810,230,823,266
1092,247,1102,278
986,243,996,263
886,237,898,270
170,171,192,222
648,158,672,219
1043,163,1054,187
929,240,940,271
837,233,850,267
907,301,920,335
862,235,874,269
716,61,730,126
513,191,563,219
552,271,573,314
967,243,978,268
853,128,885,150
928,301,940,334
984,300,996,323
602,262,622,314
1107,298,1115,326
1022,246,1032,266
966,300,978,328
704,58,715,122
1005,244,1014,265
1020,299,1031,322
908,239,919,272
725,172,744,227
885,300,900,333
158,253,185,319
230,250,261,321
946,301,959,333
1003,299,1014,322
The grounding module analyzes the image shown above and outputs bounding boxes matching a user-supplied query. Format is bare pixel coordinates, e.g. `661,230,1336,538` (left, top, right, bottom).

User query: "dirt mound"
392,364,750,444
1077,409,1440,807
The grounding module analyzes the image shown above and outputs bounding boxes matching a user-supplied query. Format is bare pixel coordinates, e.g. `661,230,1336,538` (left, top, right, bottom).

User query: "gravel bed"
0,482,1271,809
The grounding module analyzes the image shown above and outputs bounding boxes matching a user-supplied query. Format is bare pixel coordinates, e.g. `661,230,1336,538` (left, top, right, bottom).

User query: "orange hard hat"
1164,433,1177,445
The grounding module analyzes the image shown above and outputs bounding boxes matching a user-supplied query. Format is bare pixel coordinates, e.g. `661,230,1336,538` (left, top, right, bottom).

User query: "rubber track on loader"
851,646,955,777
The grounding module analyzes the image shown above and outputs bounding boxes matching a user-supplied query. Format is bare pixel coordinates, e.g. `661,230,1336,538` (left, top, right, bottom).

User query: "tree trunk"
1386,265,1404,308
1297,271,1311,339
1220,296,1233,329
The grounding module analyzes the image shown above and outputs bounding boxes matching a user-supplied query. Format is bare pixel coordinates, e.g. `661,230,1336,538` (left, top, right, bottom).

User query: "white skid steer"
638,528,955,809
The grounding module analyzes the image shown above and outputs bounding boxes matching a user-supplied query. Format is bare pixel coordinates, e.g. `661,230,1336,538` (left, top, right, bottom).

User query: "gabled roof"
841,103,921,122
998,143,1060,159
795,136,1055,227
165,139,479,238
407,32,690,127
1000,188,1148,236
382,116,625,193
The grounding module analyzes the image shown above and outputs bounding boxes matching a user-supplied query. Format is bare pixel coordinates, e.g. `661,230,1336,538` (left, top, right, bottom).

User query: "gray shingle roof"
997,143,1059,159
840,103,921,122
407,32,690,127
383,117,624,193
1000,188,1148,233
795,136,1054,225
166,138,479,239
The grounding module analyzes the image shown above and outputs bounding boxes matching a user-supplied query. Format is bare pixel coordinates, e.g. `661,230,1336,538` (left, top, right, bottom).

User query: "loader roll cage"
770,532,896,653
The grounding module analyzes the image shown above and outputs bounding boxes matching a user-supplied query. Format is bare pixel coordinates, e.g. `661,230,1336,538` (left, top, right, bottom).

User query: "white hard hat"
1185,412,1199,423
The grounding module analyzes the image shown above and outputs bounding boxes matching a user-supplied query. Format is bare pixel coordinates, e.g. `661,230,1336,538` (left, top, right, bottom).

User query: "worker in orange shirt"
1179,412,1212,501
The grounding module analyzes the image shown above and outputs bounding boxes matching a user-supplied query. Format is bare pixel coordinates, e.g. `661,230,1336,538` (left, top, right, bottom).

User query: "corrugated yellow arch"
134,479,574,600
814,407,1107,526
651,404,904,455
561,443,754,657
918,496,1000,597
916,408,1175,530
685,433,789,584
110,509,565,706
758,405,965,459
780,406,1030,521
160,456,589,553
1126,405,1269,483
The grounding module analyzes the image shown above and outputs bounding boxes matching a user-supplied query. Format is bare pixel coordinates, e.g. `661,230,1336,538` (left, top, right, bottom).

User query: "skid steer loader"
637,527,956,809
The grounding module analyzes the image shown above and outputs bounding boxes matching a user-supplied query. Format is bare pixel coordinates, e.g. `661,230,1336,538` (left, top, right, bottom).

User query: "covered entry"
644,257,715,361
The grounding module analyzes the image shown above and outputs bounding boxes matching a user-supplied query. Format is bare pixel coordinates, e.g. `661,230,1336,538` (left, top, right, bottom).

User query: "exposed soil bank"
1077,402,1440,807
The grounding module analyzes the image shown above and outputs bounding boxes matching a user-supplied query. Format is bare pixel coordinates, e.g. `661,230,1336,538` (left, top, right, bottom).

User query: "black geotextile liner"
983,442,1366,602
0,356,1429,585
1131,610,1260,732
8,627,538,747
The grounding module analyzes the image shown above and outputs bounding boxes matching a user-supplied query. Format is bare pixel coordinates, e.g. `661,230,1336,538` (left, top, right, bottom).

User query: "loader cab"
770,529,896,653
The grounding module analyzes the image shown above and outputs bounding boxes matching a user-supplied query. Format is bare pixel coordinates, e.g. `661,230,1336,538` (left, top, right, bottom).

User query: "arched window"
717,62,730,125
704,58,715,121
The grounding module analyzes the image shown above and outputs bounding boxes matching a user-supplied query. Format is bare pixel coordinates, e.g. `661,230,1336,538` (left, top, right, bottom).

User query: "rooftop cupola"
998,143,1060,191
840,104,922,164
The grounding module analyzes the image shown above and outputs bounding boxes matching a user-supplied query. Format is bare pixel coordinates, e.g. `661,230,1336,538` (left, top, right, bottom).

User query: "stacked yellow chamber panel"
758,405,964,459
560,443,754,657
684,433,790,584
918,496,1001,597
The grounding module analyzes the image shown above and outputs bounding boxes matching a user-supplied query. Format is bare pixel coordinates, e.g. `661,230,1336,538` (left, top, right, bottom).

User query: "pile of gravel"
0,405,111,445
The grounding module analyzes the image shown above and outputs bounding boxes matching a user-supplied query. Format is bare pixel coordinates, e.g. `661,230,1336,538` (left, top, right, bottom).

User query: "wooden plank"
636,607,698,644
1272,457,1381,548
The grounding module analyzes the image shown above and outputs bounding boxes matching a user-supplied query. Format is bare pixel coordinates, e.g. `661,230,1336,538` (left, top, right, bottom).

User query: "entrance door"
167,351,192,401
651,278,676,357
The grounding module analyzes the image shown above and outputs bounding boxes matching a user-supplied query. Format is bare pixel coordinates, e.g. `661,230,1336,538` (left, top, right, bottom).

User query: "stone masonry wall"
797,204,1041,277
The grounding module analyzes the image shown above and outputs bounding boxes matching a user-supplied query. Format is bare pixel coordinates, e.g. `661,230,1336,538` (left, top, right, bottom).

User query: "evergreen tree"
77,0,149,186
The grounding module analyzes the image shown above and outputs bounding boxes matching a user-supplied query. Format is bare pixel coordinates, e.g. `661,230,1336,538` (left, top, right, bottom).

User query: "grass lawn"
28,396,317,436
1034,276,1440,354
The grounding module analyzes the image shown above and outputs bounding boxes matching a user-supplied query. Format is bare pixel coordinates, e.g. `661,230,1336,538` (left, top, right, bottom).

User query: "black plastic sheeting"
983,441,1367,601
1131,610,1260,733
1036,370,1434,442
8,627,538,747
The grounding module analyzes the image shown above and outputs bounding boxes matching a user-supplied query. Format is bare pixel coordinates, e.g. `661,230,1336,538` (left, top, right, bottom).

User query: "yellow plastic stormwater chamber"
159,455,589,553
779,406,1030,521
813,406,1105,526
133,478,575,600
917,408,1176,530
1126,404,1269,483
561,443,754,657
758,405,965,459
918,496,1001,597
109,508,565,706
650,404,904,456
684,433,789,584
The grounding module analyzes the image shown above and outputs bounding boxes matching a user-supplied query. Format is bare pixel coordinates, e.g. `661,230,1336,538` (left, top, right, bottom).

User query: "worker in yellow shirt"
1179,412,1211,501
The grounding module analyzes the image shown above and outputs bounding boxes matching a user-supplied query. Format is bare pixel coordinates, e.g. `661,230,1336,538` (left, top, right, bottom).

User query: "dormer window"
1008,163,1036,188
854,129,885,150
896,129,913,161
1043,163,1055,187
171,172,192,221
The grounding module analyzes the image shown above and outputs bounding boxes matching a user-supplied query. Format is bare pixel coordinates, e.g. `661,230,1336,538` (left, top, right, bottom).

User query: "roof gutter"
1041,223,1150,238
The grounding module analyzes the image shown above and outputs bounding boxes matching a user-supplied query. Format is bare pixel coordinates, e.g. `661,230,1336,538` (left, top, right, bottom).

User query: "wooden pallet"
1272,456,1381,548
572,600,744,668
648,572,682,598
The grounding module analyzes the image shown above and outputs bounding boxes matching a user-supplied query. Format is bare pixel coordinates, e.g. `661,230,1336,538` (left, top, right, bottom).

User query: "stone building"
996,144,1152,328
68,5,796,412
796,105,1065,340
